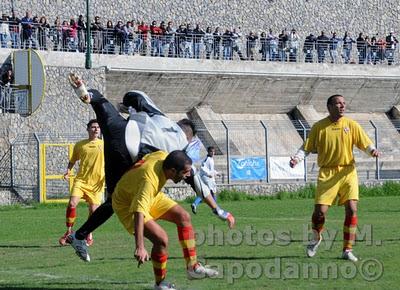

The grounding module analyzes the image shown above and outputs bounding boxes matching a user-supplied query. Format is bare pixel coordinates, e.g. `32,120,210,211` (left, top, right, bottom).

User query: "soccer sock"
343,215,357,251
311,213,325,240
177,225,197,269
193,196,202,206
66,206,76,228
151,252,168,285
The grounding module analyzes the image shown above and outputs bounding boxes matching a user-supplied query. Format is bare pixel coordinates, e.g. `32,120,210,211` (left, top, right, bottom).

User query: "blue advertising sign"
230,157,266,181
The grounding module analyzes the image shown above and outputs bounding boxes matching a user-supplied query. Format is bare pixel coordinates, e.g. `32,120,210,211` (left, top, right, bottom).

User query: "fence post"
221,120,230,184
260,120,270,183
10,143,14,188
369,120,380,180
298,120,308,182
34,133,42,202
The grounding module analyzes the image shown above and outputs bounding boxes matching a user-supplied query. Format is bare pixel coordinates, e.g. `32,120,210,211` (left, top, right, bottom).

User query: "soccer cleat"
154,281,177,290
59,229,73,246
67,232,91,262
342,250,358,262
187,263,219,280
191,203,197,214
306,236,322,258
86,233,94,247
68,73,91,104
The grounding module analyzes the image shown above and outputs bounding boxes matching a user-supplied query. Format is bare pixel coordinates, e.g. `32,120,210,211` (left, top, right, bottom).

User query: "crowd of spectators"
0,10,399,65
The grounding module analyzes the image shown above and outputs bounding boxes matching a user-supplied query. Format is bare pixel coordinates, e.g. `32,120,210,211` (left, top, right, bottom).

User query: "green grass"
0,196,399,289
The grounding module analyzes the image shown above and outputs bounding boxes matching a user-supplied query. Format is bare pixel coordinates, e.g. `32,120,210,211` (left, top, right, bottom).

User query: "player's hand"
371,149,381,158
63,171,70,181
134,246,150,267
289,157,298,168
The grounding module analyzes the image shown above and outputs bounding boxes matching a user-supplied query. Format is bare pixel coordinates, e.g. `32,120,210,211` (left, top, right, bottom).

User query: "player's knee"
178,210,191,225
154,233,169,249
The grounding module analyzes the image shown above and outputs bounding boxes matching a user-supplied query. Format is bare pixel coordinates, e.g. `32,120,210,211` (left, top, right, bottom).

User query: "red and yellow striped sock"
66,206,76,228
343,215,357,251
177,225,197,269
312,214,325,240
151,252,168,285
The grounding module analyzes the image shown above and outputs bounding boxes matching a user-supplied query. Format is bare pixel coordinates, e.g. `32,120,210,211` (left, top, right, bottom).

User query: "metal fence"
0,85,30,115
0,119,399,202
0,22,399,65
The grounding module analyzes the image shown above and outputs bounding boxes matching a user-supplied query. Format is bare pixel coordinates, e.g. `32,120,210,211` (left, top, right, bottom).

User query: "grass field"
0,196,399,290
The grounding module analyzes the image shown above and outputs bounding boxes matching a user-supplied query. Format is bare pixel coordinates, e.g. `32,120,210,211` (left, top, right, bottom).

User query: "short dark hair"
163,150,192,172
207,146,215,152
327,94,343,106
177,118,197,135
86,119,98,129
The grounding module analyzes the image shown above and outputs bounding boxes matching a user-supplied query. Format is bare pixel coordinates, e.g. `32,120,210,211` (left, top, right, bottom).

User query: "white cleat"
306,237,322,258
68,233,91,262
154,281,177,290
187,263,219,280
342,250,358,262
68,73,91,104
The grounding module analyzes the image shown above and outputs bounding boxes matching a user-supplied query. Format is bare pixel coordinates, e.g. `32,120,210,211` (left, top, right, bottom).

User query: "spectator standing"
267,29,278,61
231,27,245,60
288,28,299,62
192,24,205,59
8,11,20,49
91,16,104,53
31,16,40,49
316,31,329,63
246,31,258,61
61,20,70,51
356,33,367,64
213,27,222,59
38,16,50,50
137,21,149,55
385,30,398,65
278,29,288,61
259,31,267,61
103,20,115,54
0,14,10,48
68,18,79,52
329,32,340,64
150,20,162,57
303,33,316,63
52,16,62,51
21,11,34,49
164,21,175,57
184,23,194,58
175,24,186,58
222,28,233,60
342,31,355,64
369,36,379,65
77,15,86,52
114,20,126,54
123,21,135,55
204,26,213,59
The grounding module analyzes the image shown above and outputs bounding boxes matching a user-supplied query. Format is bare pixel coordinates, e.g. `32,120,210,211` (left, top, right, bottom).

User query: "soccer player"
191,146,219,214
67,73,234,261
58,119,104,246
113,150,218,290
290,94,380,262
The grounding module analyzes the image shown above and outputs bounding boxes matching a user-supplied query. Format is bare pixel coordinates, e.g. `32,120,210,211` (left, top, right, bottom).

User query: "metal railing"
0,22,399,65
0,85,30,115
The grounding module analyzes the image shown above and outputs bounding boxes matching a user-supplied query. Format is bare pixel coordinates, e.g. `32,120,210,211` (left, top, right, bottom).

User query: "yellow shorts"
113,191,177,235
315,165,359,206
71,180,104,205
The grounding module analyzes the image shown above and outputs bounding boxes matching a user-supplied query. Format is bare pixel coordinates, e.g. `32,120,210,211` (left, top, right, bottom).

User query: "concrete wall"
1,0,399,37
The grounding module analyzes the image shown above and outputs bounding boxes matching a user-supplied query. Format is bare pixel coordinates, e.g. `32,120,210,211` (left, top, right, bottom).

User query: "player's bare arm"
134,212,149,266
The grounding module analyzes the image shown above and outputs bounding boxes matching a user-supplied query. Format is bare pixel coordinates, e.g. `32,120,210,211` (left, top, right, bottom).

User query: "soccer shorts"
113,191,177,235
71,180,104,205
315,165,359,206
